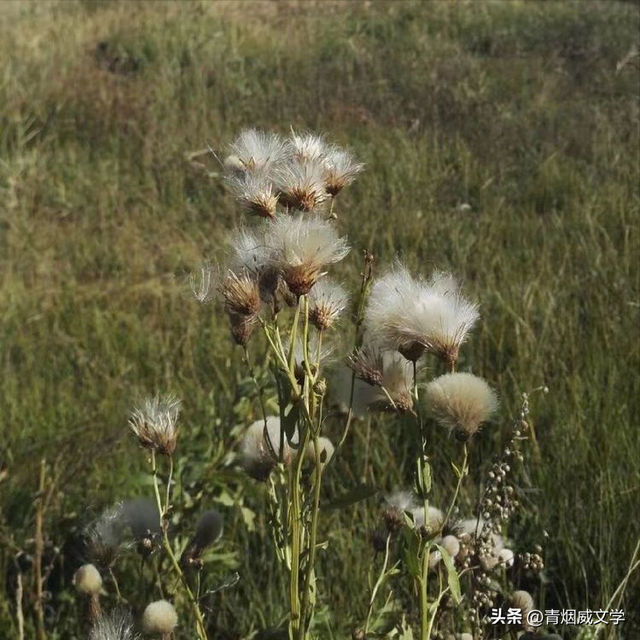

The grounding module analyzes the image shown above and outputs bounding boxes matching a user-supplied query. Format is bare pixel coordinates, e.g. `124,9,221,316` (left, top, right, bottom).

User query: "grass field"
1,1,639,638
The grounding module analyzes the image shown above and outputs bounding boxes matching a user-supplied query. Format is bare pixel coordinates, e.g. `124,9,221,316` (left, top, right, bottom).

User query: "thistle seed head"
240,417,292,481
381,490,419,533
346,347,384,386
364,265,479,365
413,505,444,535
276,159,329,212
287,130,328,164
425,373,498,441
323,147,364,196
308,279,349,330
85,504,128,569
74,563,103,595
142,600,178,636
228,171,279,219
89,610,138,640
129,394,181,456
228,129,288,174
265,215,350,296
221,270,262,319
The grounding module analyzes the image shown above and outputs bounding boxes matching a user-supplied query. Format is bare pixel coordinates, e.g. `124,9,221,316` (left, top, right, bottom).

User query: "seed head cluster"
364,266,479,365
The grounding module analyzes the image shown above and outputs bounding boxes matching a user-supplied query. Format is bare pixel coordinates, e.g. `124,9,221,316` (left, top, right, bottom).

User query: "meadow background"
0,0,639,638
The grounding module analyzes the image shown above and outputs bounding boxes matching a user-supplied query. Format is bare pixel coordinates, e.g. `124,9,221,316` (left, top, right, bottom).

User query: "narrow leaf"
435,543,461,603
325,484,378,510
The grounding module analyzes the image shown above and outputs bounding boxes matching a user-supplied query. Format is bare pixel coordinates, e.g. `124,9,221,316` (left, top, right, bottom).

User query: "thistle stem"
443,445,468,528
150,452,208,640
364,533,392,634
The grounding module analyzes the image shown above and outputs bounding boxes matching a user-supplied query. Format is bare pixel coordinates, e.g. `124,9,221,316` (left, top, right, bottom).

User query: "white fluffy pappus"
228,171,279,219
129,394,181,456
364,265,479,365
264,215,350,296
361,350,414,414
74,563,103,595
276,158,329,211
308,279,350,331
240,416,292,481
287,130,328,164
142,600,178,635
413,505,444,534
89,610,138,640
304,436,335,467
425,372,498,441
228,129,288,174
228,228,271,275
323,146,364,196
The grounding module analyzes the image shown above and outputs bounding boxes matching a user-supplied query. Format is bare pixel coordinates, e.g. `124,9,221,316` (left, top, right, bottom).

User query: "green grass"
0,0,639,638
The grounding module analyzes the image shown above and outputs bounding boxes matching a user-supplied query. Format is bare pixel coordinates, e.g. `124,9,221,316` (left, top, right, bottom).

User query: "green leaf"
401,528,421,578
325,483,378,510
281,403,300,440
435,543,461,603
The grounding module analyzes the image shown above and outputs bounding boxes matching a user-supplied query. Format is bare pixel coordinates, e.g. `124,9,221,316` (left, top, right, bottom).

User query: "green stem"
151,452,208,640
364,534,392,634
443,445,468,528
420,546,430,640
288,300,302,374
337,253,373,451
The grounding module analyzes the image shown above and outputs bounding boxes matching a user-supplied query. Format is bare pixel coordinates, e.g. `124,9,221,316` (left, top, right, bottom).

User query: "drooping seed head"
180,509,224,569
346,347,384,387
366,351,414,413
381,490,419,533
86,504,128,569
221,270,262,319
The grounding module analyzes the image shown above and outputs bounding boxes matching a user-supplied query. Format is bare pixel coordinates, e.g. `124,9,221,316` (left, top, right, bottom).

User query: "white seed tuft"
364,264,479,364
240,416,292,480
129,394,181,456
264,215,350,296
142,600,178,636
425,372,498,441
74,563,103,595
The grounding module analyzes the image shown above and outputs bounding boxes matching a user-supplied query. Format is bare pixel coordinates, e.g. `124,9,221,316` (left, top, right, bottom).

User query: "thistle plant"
187,128,547,639
69,128,547,640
